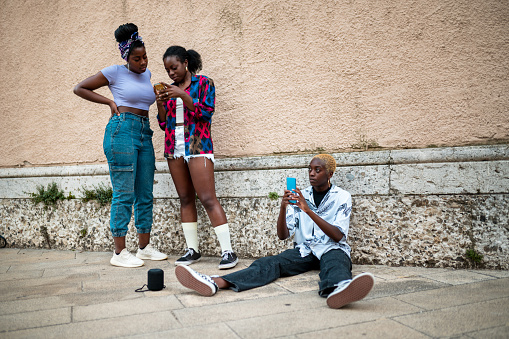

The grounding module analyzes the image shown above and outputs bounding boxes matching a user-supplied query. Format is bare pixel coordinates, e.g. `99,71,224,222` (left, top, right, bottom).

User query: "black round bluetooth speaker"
147,268,165,291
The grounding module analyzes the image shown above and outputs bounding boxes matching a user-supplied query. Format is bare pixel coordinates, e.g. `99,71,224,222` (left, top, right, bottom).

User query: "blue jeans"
222,248,352,297
103,113,155,237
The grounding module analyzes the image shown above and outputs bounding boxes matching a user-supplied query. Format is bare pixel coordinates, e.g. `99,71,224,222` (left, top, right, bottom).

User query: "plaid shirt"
158,75,215,157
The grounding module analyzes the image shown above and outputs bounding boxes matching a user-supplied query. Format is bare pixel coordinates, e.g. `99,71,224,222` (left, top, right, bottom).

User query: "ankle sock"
182,222,199,251
214,223,233,252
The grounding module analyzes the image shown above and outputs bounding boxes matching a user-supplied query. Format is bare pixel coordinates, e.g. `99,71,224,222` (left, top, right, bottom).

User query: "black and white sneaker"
326,272,374,309
175,248,201,266
218,250,238,269
175,265,218,296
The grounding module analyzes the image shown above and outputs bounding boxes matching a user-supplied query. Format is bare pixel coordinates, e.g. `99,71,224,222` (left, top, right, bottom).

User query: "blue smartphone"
286,177,297,203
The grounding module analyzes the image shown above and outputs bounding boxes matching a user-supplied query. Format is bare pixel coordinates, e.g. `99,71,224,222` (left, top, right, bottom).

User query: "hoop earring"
185,66,188,72
127,63,130,73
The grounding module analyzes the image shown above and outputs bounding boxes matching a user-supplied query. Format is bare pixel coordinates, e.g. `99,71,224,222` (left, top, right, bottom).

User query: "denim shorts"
172,126,214,164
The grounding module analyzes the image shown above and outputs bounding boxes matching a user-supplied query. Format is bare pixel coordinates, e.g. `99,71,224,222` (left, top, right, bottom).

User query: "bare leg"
138,233,150,249
187,157,227,226
167,158,198,222
212,277,231,289
113,236,126,254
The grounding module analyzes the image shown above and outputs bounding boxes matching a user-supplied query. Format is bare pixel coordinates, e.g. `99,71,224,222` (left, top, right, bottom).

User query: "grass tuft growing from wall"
81,184,113,206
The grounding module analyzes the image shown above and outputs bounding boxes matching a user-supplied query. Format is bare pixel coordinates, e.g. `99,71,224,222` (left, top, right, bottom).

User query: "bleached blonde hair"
311,154,336,174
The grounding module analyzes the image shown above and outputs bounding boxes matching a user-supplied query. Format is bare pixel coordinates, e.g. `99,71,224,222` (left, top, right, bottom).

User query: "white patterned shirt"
286,185,352,259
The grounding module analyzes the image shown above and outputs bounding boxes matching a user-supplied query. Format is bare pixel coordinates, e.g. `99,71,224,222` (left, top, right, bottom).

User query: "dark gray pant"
221,248,352,297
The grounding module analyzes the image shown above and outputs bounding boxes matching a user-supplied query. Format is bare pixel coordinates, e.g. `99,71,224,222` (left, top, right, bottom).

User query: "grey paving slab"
424,269,497,285
466,325,509,339
125,323,240,339
73,295,183,322
42,265,108,279
176,282,291,308
56,288,144,306
0,307,71,332
394,277,509,310
467,269,509,279
14,249,44,258
225,296,421,338
367,276,450,300
0,280,82,302
35,250,78,260
393,297,509,338
74,251,112,263
82,274,149,291
174,291,322,327
294,318,430,339
358,265,453,280
0,296,72,316
1,271,98,288
0,268,44,282
273,271,319,293
4,260,90,272
3,310,181,339
7,249,76,264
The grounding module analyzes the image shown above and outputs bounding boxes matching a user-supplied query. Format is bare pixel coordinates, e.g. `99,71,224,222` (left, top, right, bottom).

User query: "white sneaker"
136,244,168,261
326,272,375,309
175,265,218,296
110,248,145,268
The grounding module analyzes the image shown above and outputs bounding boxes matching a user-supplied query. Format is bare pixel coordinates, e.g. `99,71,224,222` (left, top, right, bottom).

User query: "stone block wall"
1,145,508,269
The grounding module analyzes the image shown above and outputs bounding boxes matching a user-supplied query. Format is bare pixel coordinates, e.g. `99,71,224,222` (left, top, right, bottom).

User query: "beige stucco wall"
1,0,508,167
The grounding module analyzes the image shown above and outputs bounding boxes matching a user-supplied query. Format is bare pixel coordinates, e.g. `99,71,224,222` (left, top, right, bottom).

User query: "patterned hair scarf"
118,32,144,60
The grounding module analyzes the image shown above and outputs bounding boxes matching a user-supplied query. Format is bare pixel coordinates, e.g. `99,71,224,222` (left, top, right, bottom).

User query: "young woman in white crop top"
74,23,167,268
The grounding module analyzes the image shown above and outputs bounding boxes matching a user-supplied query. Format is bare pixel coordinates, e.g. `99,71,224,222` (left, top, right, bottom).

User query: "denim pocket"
111,118,123,138
110,164,134,193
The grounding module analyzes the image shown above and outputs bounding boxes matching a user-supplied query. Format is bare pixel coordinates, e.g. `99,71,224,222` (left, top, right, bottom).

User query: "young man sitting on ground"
175,154,374,309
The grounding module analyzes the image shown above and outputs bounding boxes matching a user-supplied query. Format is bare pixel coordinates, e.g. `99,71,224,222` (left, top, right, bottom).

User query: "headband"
118,32,144,60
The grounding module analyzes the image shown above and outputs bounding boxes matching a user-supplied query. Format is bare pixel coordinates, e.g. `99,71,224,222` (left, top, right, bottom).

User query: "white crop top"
101,64,156,111
176,98,184,124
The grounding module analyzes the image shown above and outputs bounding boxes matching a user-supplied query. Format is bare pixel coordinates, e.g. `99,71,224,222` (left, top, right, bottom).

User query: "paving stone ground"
0,248,508,338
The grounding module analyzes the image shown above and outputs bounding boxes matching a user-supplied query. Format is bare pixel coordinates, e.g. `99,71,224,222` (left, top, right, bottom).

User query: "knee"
251,256,274,268
198,194,218,211
113,190,135,205
179,194,196,208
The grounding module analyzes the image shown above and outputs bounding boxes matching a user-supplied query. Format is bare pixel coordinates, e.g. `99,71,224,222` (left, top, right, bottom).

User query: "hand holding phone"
286,177,297,204
153,83,166,92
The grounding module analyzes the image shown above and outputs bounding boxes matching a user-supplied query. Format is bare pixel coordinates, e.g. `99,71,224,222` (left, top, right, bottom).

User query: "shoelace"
183,248,195,257
334,279,352,291
196,270,215,285
221,250,233,260
142,245,153,253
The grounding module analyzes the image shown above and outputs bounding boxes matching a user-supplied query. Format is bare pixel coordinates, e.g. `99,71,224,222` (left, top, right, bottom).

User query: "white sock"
214,223,233,252
182,222,199,251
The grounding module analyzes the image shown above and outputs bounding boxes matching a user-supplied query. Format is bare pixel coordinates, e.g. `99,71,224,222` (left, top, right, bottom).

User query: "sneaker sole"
110,258,145,268
136,254,168,261
218,258,238,270
175,257,201,266
175,265,215,296
326,273,374,309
